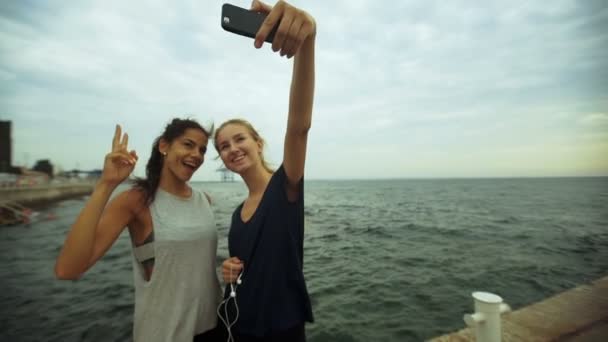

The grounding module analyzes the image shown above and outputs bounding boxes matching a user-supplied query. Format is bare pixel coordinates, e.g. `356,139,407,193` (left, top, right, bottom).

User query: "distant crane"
216,166,235,182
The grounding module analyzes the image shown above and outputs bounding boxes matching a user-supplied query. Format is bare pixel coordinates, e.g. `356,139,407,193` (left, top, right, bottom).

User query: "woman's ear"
159,138,169,155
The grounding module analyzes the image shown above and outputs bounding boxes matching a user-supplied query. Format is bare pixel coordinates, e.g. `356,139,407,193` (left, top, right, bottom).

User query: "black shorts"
233,323,306,342
193,324,228,342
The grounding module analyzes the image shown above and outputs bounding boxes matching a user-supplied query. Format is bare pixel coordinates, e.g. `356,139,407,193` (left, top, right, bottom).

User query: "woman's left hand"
251,0,316,58
222,257,244,284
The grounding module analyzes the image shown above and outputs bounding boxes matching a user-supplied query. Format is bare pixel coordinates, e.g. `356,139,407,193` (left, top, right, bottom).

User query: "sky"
1,0,607,181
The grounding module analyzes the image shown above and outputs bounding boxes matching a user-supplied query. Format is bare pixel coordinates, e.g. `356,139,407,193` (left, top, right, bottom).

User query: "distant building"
57,169,102,179
17,169,49,186
87,169,102,179
0,121,11,173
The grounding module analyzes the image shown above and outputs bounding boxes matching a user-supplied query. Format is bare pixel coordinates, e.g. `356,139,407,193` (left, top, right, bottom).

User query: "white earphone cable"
216,263,243,342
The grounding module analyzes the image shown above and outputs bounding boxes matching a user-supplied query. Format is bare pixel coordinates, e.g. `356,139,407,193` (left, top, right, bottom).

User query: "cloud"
580,113,608,126
1,0,607,179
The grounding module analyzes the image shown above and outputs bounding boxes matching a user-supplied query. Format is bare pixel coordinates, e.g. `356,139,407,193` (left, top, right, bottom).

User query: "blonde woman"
214,1,317,340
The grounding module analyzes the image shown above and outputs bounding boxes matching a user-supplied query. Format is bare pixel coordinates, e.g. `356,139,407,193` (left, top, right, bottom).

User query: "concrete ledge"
430,276,608,341
0,182,95,207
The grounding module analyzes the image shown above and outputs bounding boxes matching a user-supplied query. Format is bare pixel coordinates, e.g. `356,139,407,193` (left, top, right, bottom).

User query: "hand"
251,0,316,58
222,256,244,284
100,125,138,187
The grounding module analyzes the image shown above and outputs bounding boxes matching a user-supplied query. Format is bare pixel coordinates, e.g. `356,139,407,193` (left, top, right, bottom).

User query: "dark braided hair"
132,118,213,206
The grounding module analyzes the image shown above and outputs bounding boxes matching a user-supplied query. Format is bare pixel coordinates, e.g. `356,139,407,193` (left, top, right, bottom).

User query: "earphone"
230,273,243,297
217,263,244,342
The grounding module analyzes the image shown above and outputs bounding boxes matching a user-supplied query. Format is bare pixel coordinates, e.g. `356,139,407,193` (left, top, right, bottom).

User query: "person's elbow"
54,261,83,280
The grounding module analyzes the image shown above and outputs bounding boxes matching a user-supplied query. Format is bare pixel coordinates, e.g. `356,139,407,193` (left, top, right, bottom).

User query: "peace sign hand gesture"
100,125,138,187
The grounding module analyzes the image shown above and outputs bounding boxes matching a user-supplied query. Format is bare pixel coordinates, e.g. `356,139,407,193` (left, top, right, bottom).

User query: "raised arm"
283,30,315,189
252,0,316,197
54,125,138,279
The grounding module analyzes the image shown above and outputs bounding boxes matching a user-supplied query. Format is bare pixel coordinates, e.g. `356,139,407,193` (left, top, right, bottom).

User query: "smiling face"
215,123,263,174
159,128,208,182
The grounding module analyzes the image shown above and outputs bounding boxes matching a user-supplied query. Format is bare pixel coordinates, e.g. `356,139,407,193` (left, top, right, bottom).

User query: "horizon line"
193,175,608,182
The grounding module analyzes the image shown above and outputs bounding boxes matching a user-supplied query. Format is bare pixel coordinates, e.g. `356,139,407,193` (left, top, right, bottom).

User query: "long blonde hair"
214,118,273,173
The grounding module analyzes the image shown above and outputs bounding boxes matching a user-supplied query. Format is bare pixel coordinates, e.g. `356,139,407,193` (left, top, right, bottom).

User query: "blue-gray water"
1,177,607,341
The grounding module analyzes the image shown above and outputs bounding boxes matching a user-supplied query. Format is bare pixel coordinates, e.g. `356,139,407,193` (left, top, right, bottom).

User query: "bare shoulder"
110,188,147,214
112,188,151,237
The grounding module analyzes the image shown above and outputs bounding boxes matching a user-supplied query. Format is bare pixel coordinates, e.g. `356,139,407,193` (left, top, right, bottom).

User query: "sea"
1,177,607,341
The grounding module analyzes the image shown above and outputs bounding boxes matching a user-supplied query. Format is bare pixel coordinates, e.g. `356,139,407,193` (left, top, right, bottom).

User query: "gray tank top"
130,188,221,342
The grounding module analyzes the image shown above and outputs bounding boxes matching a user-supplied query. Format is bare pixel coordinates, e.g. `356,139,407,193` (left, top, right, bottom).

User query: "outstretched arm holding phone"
214,1,317,340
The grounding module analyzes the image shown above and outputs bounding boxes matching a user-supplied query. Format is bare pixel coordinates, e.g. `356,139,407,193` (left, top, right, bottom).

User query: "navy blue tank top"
225,165,314,336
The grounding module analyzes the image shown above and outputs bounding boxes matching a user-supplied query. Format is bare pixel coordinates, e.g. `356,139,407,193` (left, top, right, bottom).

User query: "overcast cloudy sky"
1,0,607,180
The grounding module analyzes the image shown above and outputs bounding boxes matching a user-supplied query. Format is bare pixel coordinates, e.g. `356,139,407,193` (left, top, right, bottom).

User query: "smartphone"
221,3,277,43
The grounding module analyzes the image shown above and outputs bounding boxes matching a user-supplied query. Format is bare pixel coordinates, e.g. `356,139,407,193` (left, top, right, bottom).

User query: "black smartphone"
221,3,277,43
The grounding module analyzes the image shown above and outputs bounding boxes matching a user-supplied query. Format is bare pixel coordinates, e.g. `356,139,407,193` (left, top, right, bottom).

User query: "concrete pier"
0,182,95,207
430,275,608,341
0,182,95,225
